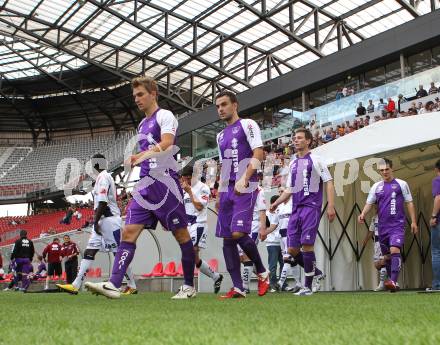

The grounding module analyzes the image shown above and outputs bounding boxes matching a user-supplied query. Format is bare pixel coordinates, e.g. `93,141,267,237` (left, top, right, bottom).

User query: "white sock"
45,278,49,289
242,264,252,290
72,259,93,289
379,267,387,283
198,260,220,281
278,262,292,287
125,266,137,289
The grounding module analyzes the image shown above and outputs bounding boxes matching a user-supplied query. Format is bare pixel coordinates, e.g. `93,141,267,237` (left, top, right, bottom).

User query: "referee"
62,235,79,284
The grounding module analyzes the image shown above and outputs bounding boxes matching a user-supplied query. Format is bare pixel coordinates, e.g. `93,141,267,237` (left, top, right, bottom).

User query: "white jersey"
93,170,120,217
266,209,281,246
251,189,267,233
278,198,292,230
183,181,210,224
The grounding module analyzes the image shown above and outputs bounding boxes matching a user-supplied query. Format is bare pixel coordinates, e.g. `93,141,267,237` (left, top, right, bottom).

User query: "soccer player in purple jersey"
270,128,336,296
358,158,418,292
215,90,270,299
428,159,440,291
85,77,195,299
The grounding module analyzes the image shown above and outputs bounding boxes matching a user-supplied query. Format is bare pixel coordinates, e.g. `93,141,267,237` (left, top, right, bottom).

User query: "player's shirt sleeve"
95,174,111,203
311,154,332,182
257,191,266,211
397,179,413,202
241,119,263,150
157,110,178,136
433,178,440,198
216,132,223,163
366,182,380,204
285,158,296,189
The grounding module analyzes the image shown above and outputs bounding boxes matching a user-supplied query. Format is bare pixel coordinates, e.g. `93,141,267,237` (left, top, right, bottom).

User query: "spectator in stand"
378,98,387,115
407,102,418,116
367,100,374,113
322,129,333,143
365,115,370,126
42,237,63,290
373,115,381,123
73,208,82,221
435,97,440,110
60,207,74,225
356,102,366,116
62,235,79,284
420,101,435,114
417,101,423,112
397,94,407,114
337,125,344,137
10,230,34,292
386,97,395,116
429,82,438,95
335,88,344,100
416,84,428,98
342,87,348,97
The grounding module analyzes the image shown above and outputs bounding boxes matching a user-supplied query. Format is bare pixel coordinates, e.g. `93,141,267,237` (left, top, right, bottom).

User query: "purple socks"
293,251,322,276
223,239,243,291
110,241,136,288
179,240,195,287
236,235,266,274
302,251,316,289
391,253,401,283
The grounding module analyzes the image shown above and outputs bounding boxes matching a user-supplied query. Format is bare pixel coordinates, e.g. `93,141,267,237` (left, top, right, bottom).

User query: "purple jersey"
367,178,413,233
216,119,262,182
286,152,332,210
137,108,178,178
433,176,440,222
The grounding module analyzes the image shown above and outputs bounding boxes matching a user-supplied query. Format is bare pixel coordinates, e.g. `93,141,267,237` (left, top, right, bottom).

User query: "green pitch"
1,291,440,345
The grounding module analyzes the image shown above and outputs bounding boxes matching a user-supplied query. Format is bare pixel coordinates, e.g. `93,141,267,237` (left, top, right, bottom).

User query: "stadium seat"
176,262,183,276
142,262,163,277
163,261,177,277
208,258,219,272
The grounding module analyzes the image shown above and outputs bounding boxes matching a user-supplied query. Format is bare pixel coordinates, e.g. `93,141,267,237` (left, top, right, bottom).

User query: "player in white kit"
239,187,266,294
361,214,388,291
57,154,137,294
263,189,301,293
180,165,223,293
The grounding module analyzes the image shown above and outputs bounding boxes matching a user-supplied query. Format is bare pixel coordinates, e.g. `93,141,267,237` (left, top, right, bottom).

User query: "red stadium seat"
163,261,177,277
208,258,219,272
142,262,163,277
176,262,183,276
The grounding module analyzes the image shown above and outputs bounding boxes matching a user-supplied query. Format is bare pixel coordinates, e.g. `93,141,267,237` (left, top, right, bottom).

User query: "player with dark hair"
180,164,223,293
271,128,336,296
85,77,195,299
10,230,35,292
42,237,63,290
57,154,136,295
215,89,270,299
358,158,418,292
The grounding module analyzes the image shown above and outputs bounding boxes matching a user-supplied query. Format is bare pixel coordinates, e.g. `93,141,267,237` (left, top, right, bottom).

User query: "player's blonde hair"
131,76,158,95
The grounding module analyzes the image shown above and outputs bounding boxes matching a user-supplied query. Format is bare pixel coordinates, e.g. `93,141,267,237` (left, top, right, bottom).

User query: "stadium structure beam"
394,0,420,17
3,42,118,132
177,9,440,135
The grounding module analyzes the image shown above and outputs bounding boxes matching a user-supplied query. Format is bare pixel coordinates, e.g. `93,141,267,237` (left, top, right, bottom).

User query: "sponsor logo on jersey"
237,220,243,226
247,123,254,138
172,218,179,225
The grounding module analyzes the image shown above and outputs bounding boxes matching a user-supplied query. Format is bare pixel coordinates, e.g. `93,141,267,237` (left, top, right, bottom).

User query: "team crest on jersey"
232,126,240,134
237,220,243,226
391,184,398,189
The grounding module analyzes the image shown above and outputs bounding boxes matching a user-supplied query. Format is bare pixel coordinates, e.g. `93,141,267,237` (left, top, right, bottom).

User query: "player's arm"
431,194,440,227
93,201,108,236
29,241,35,261
402,180,418,234
361,230,374,248
131,111,177,166
270,191,292,212
325,180,336,222
236,119,263,193
42,245,48,261
359,184,377,223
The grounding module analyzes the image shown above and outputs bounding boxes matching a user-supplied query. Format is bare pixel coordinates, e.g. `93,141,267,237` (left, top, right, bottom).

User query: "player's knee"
288,247,300,257
302,244,314,252
231,232,244,240
173,228,191,244
390,246,400,254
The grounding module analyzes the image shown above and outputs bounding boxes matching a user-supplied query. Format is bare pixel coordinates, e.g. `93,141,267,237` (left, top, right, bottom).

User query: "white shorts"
373,241,383,262
86,216,122,253
189,223,207,249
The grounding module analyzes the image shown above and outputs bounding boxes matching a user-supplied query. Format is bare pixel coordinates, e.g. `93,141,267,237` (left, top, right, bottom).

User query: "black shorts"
47,262,62,277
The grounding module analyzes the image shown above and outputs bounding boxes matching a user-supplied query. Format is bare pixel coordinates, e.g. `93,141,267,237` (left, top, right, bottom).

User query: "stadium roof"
0,0,437,133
